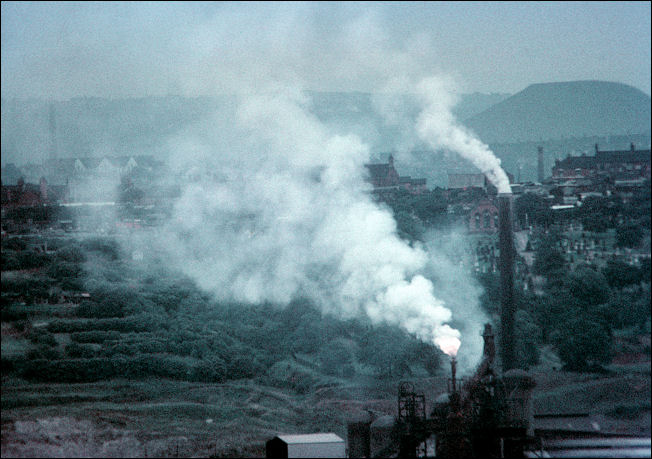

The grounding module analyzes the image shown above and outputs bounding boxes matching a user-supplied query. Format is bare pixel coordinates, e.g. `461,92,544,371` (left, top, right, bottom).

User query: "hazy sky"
2,1,650,99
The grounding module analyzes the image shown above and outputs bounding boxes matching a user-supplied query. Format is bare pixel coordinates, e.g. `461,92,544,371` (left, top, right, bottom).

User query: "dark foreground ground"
2,358,650,458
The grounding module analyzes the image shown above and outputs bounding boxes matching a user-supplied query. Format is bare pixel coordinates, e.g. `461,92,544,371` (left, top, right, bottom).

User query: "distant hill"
453,92,511,121
0,96,225,167
464,81,651,144
1,91,508,168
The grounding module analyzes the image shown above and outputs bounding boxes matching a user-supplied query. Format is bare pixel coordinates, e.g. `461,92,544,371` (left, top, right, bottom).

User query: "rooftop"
276,433,344,444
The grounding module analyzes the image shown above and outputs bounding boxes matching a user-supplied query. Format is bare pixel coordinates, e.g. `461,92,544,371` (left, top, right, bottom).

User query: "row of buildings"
436,144,650,234
1,155,167,208
364,154,427,194
2,144,649,235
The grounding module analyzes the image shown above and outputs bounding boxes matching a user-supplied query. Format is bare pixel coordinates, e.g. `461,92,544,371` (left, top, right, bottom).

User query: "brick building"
469,200,499,233
364,154,427,194
552,143,651,181
1,177,68,209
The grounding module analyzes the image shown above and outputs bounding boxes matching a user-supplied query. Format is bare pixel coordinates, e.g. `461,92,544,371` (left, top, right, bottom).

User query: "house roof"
276,433,344,444
596,149,651,164
365,163,393,178
555,149,650,170
448,173,486,189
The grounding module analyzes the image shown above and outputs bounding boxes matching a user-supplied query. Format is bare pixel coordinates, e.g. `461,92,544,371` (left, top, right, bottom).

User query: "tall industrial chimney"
48,103,58,163
537,146,544,183
498,193,515,372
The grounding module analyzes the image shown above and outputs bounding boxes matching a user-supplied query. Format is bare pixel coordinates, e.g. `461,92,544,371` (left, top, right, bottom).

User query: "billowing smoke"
423,228,488,372
416,76,512,194
153,87,462,354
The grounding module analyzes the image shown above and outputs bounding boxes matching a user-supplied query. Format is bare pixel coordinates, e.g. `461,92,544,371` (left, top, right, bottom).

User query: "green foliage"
192,356,227,382
27,329,58,347
616,223,644,248
527,294,567,341
81,237,121,260
602,260,643,289
551,315,612,371
477,272,501,315
2,235,452,387
514,310,540,369
226,349,266,379
578,196,619,232
266,359,319,394
2,250,52,270
621,181,651,229
26,345,62,360
607,286,651,330
320,339,355,377
358,325,418,378
393,210,424,242
640,258,651,282
65,342,97,358
55,246,87,263
533,244,566,276
376,189,448,241
70,330,121,343
563,267,610,309
19,358,116,382
515,193,553,227
47,316,151,334
2,237,27,251
1,305,30,321
76,298,126,318
47,261,83,281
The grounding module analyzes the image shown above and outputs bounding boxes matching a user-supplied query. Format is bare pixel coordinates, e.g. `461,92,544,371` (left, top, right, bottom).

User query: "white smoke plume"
423,228,489,372
415,76,512,194
152,86,461,354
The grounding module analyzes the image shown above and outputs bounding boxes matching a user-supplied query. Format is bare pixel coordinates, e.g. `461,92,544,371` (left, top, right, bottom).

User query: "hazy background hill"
464,81,651,144
2,82,650,185
0,96,225,167
0,92,508,168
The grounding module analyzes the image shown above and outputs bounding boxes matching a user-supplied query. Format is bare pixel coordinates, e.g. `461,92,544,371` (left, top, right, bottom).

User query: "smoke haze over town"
1,2,650,458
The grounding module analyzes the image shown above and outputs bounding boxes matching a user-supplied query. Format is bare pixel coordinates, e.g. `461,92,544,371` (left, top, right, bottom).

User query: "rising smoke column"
157,87,461,355
415,76,512,194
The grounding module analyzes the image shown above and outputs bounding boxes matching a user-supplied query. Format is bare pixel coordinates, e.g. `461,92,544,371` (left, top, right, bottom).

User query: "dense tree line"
2,235,445,388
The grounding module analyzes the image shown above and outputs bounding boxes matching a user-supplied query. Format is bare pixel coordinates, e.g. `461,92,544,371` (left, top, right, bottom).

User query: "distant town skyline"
2,1,650,100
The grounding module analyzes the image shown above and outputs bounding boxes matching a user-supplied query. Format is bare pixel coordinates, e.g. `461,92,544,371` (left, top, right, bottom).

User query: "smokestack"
48,103,58,163
537,146,544,183
450,356,458,393
498,193,515,372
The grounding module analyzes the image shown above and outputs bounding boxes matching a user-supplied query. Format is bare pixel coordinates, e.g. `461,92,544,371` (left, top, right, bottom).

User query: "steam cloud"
416,76,512,194
153,87,462,355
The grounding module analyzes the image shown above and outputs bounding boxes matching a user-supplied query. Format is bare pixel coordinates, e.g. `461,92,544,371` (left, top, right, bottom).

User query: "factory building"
552,143,651,181
266,433,345,458
364,154,427,194
448,173,488,191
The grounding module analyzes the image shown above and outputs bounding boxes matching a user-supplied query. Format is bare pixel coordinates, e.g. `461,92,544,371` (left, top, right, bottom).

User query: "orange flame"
435,335,461,357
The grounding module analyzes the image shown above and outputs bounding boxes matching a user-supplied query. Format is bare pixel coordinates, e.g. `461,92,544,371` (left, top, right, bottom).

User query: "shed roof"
276,433,344,444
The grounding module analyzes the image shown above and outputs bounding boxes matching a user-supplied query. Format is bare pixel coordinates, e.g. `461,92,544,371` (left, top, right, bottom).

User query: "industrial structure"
345,322,539,458
266,433,345,458
536,147,544,183
498,193,516,372
344,191,650,457
364,154,428,195
343,194,538,457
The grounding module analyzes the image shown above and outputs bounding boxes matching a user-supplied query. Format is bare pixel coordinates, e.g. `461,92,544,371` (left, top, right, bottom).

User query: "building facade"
552,144,651,181
364,154,427,194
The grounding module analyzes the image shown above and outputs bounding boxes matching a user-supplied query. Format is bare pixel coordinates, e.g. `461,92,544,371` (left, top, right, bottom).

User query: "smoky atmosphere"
1,2,650,458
